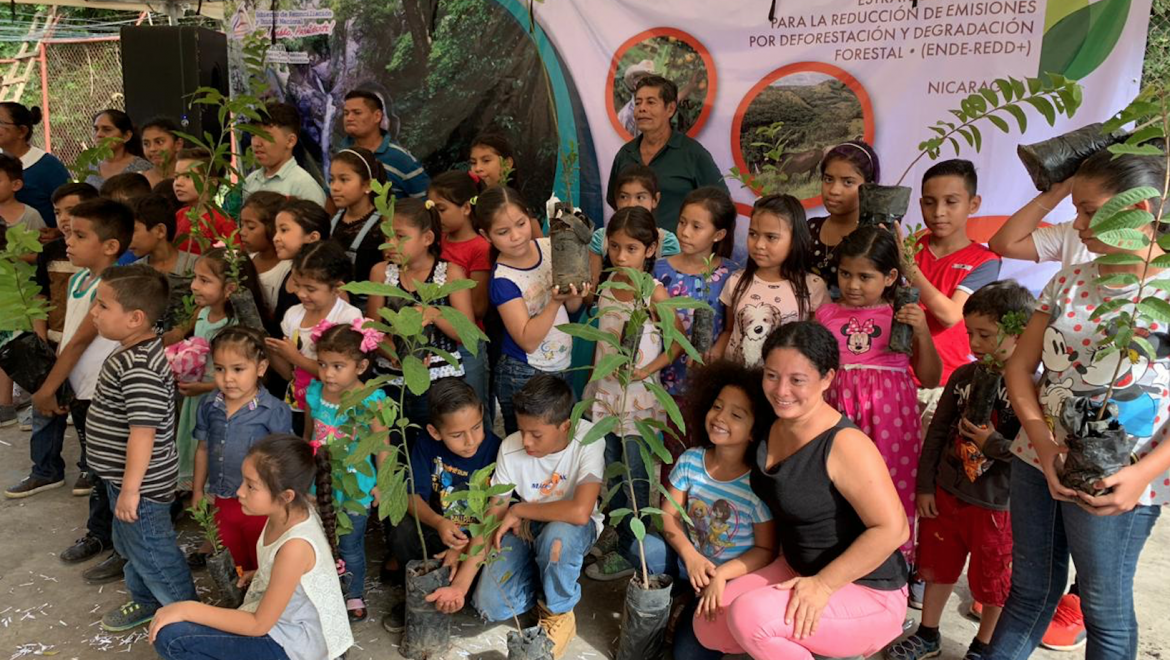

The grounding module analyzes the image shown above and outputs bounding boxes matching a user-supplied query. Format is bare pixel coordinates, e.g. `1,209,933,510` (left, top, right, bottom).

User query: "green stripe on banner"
495,0,580,207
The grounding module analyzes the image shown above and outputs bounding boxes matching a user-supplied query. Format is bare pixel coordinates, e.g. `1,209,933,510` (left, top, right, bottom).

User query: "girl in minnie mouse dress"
814,227,941,561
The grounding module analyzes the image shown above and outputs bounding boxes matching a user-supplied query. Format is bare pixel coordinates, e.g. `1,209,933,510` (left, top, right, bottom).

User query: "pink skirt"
827,365,921,562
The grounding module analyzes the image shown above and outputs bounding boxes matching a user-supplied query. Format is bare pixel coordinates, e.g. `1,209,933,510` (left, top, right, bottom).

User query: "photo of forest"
738,72,865,201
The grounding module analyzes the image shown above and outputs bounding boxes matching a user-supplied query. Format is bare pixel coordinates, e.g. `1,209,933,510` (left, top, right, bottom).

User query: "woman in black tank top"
692,322,910,659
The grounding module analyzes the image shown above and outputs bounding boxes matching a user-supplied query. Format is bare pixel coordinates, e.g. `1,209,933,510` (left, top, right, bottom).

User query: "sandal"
346,598,368,623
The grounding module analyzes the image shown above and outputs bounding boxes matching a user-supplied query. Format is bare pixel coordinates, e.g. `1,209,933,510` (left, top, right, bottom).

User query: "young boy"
384,377,502,633
85,264,196,631
434,375,601,659
99,172,151,207
909,159,1002,412
37,183,98,344
886,281,1035,660
241,102,326,206
130,193,196,276
172,148,238,255
0,153,47,233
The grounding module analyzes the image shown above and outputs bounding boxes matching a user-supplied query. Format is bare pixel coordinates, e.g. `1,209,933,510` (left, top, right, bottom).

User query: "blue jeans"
107,483,196,609
29,399,89,481
493,355,563,437
153,621,290,660
472,520,597,621
605,433,658,566
986,459,1161,660
338,510,369,601
459,339,493,429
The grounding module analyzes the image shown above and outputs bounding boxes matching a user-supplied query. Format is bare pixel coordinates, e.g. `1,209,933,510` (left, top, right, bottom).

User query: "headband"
831,141,874,169
337,148,374,180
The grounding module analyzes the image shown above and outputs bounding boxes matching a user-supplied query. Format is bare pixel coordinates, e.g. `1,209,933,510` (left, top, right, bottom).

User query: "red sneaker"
1041,594,1087,651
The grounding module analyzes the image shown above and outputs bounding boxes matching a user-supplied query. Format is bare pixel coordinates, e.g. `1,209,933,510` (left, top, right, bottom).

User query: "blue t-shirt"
409,429,502,528
670,447,772,563
305,379,386,507
17,151,71,229
653,257,737,395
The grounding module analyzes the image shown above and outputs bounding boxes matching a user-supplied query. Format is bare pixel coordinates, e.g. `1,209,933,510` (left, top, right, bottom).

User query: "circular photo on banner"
606,28,717,141
732,62,875,208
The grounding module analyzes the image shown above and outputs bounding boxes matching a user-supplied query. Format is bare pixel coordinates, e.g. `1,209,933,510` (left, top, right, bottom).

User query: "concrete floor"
0,419,1167,660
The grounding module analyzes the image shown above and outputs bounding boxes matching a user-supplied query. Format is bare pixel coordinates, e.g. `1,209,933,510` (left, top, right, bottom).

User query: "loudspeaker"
120,26,228,140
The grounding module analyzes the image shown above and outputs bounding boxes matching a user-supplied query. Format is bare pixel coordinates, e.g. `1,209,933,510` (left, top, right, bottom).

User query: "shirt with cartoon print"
1011,263,1170,507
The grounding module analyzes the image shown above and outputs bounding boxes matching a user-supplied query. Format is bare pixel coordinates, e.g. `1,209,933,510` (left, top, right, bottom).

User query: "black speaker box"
120,26,228,140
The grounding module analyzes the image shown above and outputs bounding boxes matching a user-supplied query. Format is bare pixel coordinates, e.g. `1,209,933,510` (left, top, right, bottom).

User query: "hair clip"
469,196,478,206
468,172,481,184
424,199,435,210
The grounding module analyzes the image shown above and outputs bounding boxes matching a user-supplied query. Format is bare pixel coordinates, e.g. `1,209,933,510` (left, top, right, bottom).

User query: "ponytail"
313,445,340,562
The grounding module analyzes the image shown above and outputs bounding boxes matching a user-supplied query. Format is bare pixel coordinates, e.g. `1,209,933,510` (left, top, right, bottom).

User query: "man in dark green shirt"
606,75,728,233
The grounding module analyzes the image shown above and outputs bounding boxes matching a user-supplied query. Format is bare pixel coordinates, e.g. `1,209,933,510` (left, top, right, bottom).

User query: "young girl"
265,241,360,437
328,147,386,310
239,191,292,316
469,132,516,188
714,194,828,366
993,150,1170,659
814,226,941,561
191,327,293,572
368,198,474,430
304,323,388,623
140,116,185,188
85,109,152,188
586,206,687,581
149,435,354,660
806,140,881,285
589,164,681,288
659,361,776,660
654,186,737,396
268,199,332,338
173,248,267,491
474,185,586,435
429,171,491,405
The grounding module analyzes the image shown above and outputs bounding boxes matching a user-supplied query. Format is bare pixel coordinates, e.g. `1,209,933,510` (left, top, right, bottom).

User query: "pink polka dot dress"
816,302,922,561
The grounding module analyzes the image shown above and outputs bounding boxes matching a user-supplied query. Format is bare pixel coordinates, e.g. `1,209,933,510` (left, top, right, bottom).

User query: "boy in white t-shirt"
430,375,602,659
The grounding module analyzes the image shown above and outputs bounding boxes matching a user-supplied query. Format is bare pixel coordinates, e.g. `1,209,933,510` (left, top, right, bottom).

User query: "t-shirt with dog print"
1010,262,1170,508
719,270,829,366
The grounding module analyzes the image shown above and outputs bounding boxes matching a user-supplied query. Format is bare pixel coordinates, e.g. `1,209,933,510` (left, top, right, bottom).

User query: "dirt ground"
0,420,1167,660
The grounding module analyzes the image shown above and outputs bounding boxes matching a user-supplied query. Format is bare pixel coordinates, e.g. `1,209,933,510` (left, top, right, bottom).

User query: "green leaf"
1023,96,1057,126
1010,77,1027,99
634,419,673,464
1090,208,1154,234
425,346,461,370
1095,187,1161,224
1151,254,1170,269
645,380,684,433
986,113,1011,133
657,482,692,526
1107,143,1164,157
402,355,429,396
969,124,983,152
1089,298,1131,321
957,127,974,147
1002,103,1029,132
439,306,488,350
1095,273,1140,288
343,280,417,301
589,353,627,384
609,507,633,526
1095,228,1150,250
581,416,618,447
978,87,1000,108
1145,279,1170,294
1133,334,1157,362
568,398,593,444
1137,298,1170,324
1093,253,1147,265
629,516,646,542
557,322,621,349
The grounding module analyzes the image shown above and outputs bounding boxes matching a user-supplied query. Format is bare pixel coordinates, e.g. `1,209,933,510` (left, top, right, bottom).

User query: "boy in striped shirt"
85,264,196,632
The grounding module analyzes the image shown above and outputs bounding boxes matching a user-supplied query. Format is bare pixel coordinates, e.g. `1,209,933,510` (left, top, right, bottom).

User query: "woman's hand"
1075,464,1151,516
1036,443,1079,503
776,575,834,640
697,575,727,621
148,602,191,644
264,337,299,362
684,552,717,591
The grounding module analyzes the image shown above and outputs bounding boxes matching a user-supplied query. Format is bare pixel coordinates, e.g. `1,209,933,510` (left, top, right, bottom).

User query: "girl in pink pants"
693,557,907,659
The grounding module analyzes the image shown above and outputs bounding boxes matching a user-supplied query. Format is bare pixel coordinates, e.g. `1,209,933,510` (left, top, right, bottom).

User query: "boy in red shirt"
907,159,1000,424
172,148,237,254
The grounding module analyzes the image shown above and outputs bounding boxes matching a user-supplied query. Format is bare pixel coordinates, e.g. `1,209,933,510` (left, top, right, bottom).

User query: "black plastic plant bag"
550,203,593,293
858,184,912,228
400,559,451,659
0,333,74,408
206,548,244,608
1017,123,1120,192
888,288,920,356
507,625,555,660
964,365,1002,426
616,574,673,660
690,306,715,356
1058,396,1135,495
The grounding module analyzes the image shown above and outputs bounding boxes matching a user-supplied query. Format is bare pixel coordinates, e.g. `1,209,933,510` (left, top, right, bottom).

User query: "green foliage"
979,310,1031,371
899,74,1084,185
0,226,49,333
1146,0,1170,90
70,136,120,183
449,463,514,565
1083,84,1170,413
558,266,704,585
729,121,791,197
186,498,224,554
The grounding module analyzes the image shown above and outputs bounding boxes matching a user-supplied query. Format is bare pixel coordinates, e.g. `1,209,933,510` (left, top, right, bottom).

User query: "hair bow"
309,318,338,345
309,438,324,456
467,172,481,184
846,317,875,335
424,199,436,210
351,317,385,353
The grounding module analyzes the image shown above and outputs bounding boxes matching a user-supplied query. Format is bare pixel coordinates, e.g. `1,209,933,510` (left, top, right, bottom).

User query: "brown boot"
537,601,576,659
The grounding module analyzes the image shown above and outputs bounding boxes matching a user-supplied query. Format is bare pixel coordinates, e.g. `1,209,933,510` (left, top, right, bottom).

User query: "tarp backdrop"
224,0,1153,292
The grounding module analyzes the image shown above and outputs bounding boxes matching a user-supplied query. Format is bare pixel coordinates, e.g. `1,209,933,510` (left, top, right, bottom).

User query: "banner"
225,0,1153,292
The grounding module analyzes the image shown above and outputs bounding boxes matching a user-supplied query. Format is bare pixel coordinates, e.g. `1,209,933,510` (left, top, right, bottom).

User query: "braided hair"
247,434,341,561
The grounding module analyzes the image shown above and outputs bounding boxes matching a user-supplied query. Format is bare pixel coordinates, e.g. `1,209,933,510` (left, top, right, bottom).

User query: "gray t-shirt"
4,204,46,232
265,584,329,660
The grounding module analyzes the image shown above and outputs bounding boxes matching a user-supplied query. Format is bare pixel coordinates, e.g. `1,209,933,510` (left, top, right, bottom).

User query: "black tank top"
751,415,908,590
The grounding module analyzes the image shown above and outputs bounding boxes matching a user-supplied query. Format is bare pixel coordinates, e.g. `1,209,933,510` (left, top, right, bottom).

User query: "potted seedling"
1018,122,1123,191
0,225,73,408
336,181,488,659
964,310,1030,425
1056,86,1170,495
559,267,704,660
547,142,593,294
187,498,244,607
689,254,720,356
888,227,924,356
448,464,554,659
863,74,1085,228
